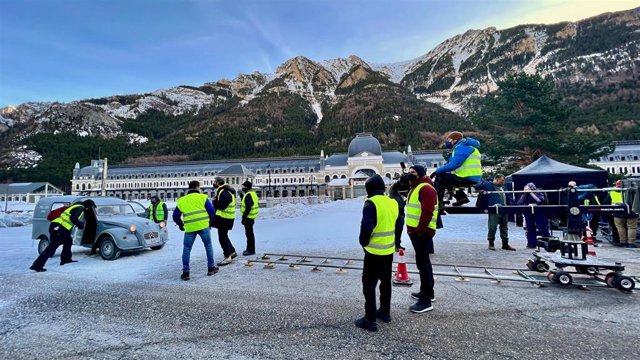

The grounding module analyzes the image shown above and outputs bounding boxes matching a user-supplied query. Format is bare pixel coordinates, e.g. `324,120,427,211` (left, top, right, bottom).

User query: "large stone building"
588,140,640,176
71,133,447,201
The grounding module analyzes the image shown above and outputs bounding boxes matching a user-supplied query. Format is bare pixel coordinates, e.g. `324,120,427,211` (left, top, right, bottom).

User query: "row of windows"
97,188,318,201
607,167,640,174
93,167,318,180
606,156,640,161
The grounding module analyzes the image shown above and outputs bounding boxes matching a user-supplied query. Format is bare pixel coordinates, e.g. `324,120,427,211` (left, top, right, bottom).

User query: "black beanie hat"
365,174,386,197
409,165,426,178
242,180,252,189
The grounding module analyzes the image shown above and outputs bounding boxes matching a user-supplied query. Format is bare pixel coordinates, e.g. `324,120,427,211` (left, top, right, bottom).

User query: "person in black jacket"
240,180,259,256
212,177,238,265
355,174,402,332
30,199,95,272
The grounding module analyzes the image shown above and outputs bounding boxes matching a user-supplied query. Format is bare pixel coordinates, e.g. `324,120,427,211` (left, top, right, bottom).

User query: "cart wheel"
535,261,549,273
615,276,635,292
546,272,555,282
526,260,535,271
605,273,617,287
555,272,573,286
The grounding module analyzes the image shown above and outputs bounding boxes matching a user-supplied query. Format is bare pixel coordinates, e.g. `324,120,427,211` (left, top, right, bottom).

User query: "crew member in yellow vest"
430,131,482,207
610,180,639,248
173,181,218,281
212,176,238,265
240,180,259,256
147,195,167,223
406,165,438,314
30,199,95,272
354,174,401,333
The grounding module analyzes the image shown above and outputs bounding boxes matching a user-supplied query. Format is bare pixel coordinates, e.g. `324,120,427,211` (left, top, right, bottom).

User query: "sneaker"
501,245,516,251
376,309,391,323
230,252,238,259
242,250,256,256
410,302,433,314
218,257,233,266
410,292,435,302
354,317,378,332
29,265,47,272
488,245,496,250
207,266,219,276
60,259,78,265
180,271,190,281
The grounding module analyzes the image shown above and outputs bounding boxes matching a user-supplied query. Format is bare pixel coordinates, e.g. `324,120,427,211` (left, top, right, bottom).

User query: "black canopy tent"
507,155,608,205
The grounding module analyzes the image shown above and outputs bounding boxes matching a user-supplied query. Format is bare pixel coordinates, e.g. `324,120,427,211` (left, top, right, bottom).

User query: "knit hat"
568,181,577,187
365,174,386,197
409,165,426,178
447,131,463,141
525,182,537,190
242,180,252,189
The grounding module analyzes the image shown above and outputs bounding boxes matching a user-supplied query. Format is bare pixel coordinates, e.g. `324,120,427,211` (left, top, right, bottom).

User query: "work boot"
29,265,47,272
354,317,378,332
488,243,496,250
242,250,256,256
207,266,219,276
180,271,190,281
501,245,516,251
452,190,470,206
60,259,78,266
218,256,233,266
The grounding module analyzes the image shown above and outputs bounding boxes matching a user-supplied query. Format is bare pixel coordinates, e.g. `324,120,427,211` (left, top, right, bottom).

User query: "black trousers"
32,223,73,268
217,228,236,258
362,252,393,321
434,173,477,204
243,219,256,252
409,232,435,304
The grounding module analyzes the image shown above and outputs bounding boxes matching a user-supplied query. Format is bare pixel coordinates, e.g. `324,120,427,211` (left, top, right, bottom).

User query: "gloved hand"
430,172,437,179
179,224,185,231
241,218,247,225
76,222,85,230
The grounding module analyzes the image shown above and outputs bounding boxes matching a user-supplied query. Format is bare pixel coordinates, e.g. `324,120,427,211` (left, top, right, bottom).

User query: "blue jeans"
182,228,214,271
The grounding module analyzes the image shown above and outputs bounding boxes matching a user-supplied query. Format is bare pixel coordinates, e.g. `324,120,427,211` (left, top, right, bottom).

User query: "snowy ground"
1,198,639,359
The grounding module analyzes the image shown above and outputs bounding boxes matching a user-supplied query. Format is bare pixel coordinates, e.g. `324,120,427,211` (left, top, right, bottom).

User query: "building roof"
217,164,254,176
348,133,382,157
0,182,62,195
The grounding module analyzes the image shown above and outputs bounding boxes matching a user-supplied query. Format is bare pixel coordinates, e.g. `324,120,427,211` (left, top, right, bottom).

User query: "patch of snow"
127,133,148,144
311,101,323,123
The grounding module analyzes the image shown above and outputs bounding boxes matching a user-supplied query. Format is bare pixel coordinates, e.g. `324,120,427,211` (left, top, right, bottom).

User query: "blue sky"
0,0,638,107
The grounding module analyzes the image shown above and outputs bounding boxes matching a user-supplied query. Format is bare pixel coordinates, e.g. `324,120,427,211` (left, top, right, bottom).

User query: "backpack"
47,205,70,221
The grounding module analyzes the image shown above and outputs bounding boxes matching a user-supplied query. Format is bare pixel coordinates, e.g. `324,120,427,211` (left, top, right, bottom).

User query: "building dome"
347,133,382,157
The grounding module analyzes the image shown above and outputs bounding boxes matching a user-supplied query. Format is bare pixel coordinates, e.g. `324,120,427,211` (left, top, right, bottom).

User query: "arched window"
82,184,86,191
341,174,347,179
324,175,330,183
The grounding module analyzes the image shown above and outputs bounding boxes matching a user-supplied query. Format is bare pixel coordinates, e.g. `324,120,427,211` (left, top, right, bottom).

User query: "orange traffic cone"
393,249,413,286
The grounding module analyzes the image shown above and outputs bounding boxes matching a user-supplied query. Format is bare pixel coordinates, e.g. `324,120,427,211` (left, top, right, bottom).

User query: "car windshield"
95,204,136,216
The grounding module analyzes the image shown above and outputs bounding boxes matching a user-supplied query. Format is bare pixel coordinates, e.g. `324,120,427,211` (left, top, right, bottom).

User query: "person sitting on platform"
430,131,482,207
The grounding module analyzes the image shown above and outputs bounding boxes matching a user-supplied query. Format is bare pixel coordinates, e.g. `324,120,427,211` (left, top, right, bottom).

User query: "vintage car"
32,196,169,260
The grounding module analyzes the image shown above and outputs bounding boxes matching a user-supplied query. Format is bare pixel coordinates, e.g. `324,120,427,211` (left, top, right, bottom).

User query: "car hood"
98,216,158,229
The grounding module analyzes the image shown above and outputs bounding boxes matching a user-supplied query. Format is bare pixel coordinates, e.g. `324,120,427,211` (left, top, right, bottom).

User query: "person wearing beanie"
430,131,483,208
474,174,515,251
355,174,402,332
213,177,238,265
516,182,551,248
147,195,167,224
405,166,438,314
240,180,259,256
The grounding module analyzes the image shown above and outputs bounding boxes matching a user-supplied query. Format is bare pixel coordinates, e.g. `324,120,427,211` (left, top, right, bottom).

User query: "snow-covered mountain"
1,7,639,169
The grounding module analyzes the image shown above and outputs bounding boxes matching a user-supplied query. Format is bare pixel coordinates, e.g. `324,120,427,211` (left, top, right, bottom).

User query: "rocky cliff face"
1,7,638,169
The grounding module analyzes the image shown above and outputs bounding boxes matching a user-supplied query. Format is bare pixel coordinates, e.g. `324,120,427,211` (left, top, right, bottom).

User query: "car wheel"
150,245,164,250
37,237,50,255
99,236,121,261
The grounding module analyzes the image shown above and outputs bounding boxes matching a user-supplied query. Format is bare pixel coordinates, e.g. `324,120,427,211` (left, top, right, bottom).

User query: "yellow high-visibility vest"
241,191,259,219
364,195,398,256
405,183,438,230
148,202,166,221
452,146,482,178
177,193,210,232
51,204,84,230
216,188,236,219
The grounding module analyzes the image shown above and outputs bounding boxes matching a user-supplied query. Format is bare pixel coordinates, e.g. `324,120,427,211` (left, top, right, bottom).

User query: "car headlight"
129,224,137,233
159,221,166,228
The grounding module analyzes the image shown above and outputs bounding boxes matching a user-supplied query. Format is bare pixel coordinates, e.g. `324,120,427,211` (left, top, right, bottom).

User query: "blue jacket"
435,137,482,182
475,181,513,207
